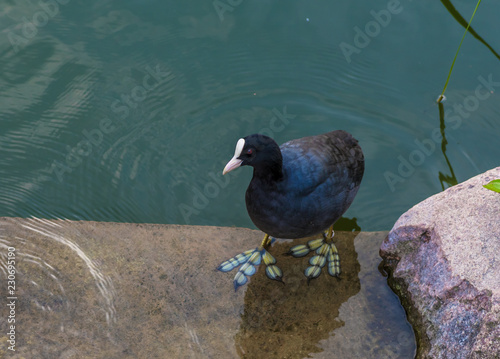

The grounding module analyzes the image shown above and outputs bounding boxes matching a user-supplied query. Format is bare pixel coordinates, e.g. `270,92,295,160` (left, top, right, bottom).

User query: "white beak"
222,138,245,175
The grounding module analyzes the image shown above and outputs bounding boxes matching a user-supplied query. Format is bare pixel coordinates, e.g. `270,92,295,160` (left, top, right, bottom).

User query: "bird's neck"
252,158,283,183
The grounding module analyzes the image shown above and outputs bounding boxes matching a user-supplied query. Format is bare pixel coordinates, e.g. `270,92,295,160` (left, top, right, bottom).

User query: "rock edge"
380,167,500,359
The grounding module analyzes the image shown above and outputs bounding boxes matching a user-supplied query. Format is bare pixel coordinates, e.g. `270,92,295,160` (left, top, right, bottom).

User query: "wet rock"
0,218,415,358
380,167,500,358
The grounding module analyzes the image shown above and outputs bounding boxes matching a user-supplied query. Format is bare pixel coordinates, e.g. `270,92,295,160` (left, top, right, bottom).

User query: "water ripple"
0,217,116,325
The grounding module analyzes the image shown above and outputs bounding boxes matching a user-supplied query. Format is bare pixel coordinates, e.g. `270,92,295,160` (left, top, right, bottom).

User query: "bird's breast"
245,179,338,239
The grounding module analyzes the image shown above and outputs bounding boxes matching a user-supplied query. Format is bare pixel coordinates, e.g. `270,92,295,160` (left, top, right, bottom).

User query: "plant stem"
437,0,482,103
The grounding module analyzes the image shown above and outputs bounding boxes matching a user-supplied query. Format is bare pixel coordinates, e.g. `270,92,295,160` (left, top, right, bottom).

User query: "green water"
1,1,499,230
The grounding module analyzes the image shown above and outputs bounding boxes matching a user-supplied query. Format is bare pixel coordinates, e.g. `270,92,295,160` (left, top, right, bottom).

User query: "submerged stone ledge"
0,218,415,358
381,167,500,359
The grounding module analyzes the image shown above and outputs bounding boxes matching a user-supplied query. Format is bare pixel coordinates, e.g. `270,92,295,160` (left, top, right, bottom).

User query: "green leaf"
483,179,500,193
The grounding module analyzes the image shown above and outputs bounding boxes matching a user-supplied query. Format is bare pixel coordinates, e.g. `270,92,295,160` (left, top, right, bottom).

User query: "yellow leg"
325,226,333,241
258,234,272,250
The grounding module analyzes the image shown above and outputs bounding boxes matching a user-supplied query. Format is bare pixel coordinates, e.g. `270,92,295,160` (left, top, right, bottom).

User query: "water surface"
1,0,499,230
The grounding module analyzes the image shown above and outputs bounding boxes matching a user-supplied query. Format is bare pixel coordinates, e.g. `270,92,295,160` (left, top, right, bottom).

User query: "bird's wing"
279,131,360,196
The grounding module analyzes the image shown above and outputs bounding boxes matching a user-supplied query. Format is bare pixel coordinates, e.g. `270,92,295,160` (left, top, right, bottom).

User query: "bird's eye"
246,148,254,155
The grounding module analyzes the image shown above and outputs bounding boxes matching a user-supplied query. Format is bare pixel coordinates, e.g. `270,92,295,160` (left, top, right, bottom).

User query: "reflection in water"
334,216,361,232
437,102,458,190
440,0,500,61
235,232,361,358
437,0,499,190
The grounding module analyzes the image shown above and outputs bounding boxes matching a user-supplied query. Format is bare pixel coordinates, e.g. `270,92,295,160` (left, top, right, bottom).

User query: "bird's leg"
287,225,340,282
217,234,283,291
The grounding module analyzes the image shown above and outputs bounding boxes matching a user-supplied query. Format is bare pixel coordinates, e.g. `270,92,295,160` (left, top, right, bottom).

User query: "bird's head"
223,134,282,176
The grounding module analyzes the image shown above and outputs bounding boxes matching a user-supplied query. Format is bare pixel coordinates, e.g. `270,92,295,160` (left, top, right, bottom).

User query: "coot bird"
218,130,364,290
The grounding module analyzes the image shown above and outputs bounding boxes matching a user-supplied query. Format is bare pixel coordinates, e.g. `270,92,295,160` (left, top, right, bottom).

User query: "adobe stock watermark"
178,106,296,224
384,74,499,192
7,0,71,54
5,246,17,352
339,0,412,64
213,0,244,22
48,65,170,182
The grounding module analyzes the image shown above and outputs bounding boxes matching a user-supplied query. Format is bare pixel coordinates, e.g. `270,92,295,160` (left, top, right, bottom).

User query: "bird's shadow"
234,231,361,359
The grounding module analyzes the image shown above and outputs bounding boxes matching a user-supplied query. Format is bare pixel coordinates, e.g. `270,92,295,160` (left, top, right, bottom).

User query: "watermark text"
6,246,17,352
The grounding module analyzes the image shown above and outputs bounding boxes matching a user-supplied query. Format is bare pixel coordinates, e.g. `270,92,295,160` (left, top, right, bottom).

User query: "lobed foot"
287,226,341,282
217,235,283,291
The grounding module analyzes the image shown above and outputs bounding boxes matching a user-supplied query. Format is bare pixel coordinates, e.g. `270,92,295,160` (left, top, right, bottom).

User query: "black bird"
218,130,364,290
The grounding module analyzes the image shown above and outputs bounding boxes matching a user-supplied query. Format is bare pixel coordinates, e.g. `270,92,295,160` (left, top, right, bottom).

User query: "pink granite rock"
381,167,500,359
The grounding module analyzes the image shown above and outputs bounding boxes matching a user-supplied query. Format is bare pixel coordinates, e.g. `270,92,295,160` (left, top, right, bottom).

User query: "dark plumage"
242,131,364,238
219,130,364,289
